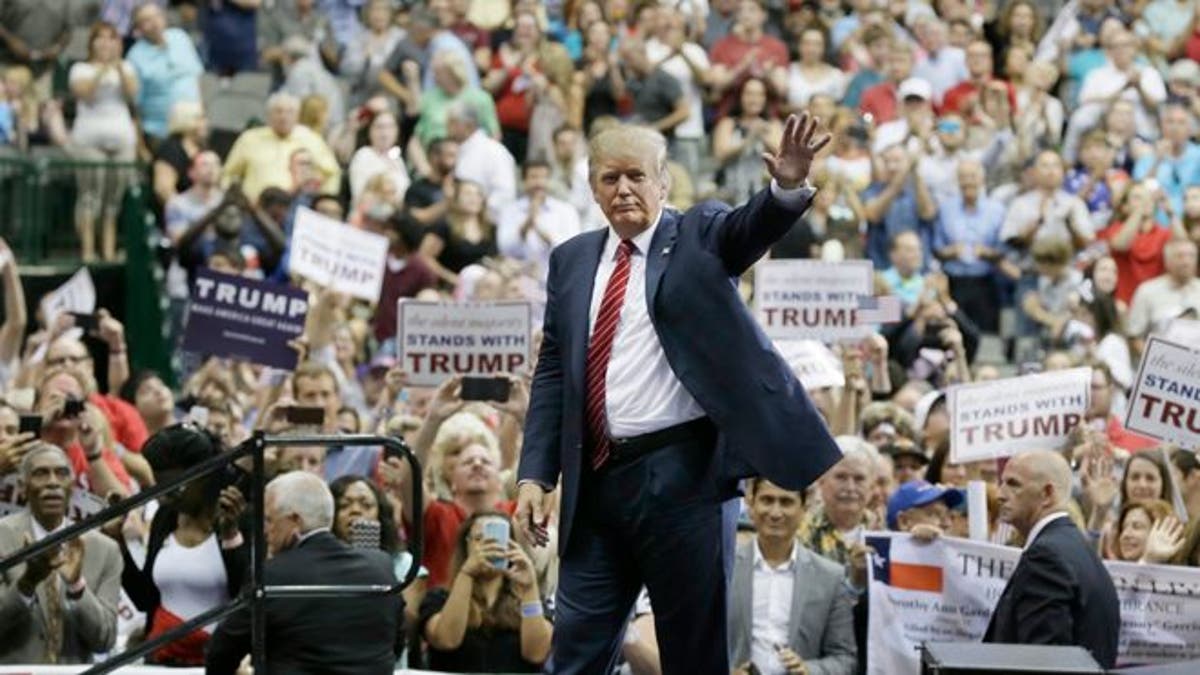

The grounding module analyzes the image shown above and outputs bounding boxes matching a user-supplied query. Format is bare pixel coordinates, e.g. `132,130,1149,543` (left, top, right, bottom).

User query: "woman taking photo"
329,475,426,631
421,512,551,672
119,424,247,666
418,180,497,286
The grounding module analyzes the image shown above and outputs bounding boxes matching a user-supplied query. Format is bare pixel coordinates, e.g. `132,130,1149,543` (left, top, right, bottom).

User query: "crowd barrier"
0,155,172,385
0,432,422,675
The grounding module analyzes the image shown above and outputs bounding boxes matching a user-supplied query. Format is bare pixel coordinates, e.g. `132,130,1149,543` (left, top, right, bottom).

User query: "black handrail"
0,438,256,574
0,431,422,673
90,600,250,674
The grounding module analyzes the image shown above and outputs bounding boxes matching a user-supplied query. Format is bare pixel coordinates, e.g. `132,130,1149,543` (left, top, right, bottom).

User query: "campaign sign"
289,206,390,302
867,532,1200,674
183,269,309,370
399,300,532,387
774,340,845,390
950,367,1091,463
40,267,96,325
1125,337,1200,448
754,260,874,341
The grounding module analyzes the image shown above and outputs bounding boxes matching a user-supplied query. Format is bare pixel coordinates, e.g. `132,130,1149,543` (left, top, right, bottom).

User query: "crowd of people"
1,0,1200,672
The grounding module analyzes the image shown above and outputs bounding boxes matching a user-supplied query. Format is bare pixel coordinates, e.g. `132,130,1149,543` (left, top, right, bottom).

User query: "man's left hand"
59,538,85,586
762,112,832,190
96,309,125,352
777,646,809,674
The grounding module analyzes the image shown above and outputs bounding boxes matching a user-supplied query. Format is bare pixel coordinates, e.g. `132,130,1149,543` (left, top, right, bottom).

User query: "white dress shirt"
454,129,518,221
590,181,813,438
590,212,707,438
497,194,582,277
751,539,798,675
1023,511,1069,550
30,515,70,543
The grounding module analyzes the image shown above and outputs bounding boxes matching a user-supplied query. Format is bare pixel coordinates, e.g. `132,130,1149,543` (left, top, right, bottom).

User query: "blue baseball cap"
887,480,964,530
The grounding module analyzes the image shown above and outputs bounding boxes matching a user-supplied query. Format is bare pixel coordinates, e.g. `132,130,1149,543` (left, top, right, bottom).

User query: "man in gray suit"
0,443,121,664
730,478,857,675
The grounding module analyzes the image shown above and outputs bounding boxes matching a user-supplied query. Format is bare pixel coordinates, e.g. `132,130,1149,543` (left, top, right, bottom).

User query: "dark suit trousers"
549,434,735,675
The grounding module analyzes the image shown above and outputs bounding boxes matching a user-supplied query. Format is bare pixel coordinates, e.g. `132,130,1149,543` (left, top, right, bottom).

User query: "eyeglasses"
46,354,91,367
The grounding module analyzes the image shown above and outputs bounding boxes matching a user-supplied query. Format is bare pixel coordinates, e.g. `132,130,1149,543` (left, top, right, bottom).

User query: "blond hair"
587,124,670,187
429,412,501,498
167,101,205,136
432,49,470,90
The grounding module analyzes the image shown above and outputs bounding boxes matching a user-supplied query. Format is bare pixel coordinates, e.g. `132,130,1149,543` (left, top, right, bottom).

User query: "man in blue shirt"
125,3,203,141
1132,102,1200,216
880,231,926,310
862,144,937,271
933,159,1006,332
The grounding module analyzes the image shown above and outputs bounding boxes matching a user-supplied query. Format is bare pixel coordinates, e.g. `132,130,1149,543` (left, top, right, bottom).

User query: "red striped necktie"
585,239,637,469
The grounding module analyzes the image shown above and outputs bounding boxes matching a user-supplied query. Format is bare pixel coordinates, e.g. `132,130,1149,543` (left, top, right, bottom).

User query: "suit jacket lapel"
644,210,678,323
787,548,811,646
566,230,608,393
732,543,754,660
18,513,56,640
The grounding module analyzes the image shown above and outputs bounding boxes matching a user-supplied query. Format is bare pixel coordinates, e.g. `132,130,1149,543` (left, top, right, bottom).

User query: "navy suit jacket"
983,516,1120,669
520,187,843,553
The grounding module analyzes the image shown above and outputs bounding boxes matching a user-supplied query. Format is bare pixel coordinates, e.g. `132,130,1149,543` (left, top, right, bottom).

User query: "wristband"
520,601,543,618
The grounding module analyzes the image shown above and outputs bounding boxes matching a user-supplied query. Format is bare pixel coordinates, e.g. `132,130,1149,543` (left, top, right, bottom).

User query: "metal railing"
0,431,422,674
0,154,173,386
0,156,148,264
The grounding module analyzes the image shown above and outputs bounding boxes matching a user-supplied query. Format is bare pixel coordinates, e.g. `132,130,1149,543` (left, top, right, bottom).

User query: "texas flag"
867,535,945,593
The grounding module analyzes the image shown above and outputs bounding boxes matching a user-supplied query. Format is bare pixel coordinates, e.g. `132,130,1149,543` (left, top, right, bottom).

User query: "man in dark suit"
206,471,402,675
984,450,1119,668
515,113,842,673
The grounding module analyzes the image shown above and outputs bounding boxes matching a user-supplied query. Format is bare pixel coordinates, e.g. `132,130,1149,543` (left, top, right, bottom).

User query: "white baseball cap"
898,77,933,102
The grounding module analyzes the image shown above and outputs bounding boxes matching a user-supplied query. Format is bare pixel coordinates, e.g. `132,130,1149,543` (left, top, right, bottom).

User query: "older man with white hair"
0,443,121,664
223,92,341,201
206,471,403,674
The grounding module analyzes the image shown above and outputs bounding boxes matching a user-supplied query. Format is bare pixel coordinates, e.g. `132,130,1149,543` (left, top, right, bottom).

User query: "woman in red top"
1097,181,1189,304
484,10,568,162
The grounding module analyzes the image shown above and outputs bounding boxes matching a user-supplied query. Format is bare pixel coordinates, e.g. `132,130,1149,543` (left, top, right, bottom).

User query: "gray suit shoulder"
797,544,848,584
81,528,121,560
0,511,24,536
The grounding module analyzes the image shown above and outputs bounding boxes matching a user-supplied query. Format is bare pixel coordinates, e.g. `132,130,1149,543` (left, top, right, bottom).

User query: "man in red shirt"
708,0,790,116
35,368,133,498
421,441,515,587
46,329,148,454
372,216,438,345
1086,364,1156,453
860,40,916,124
941,40,1017,117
